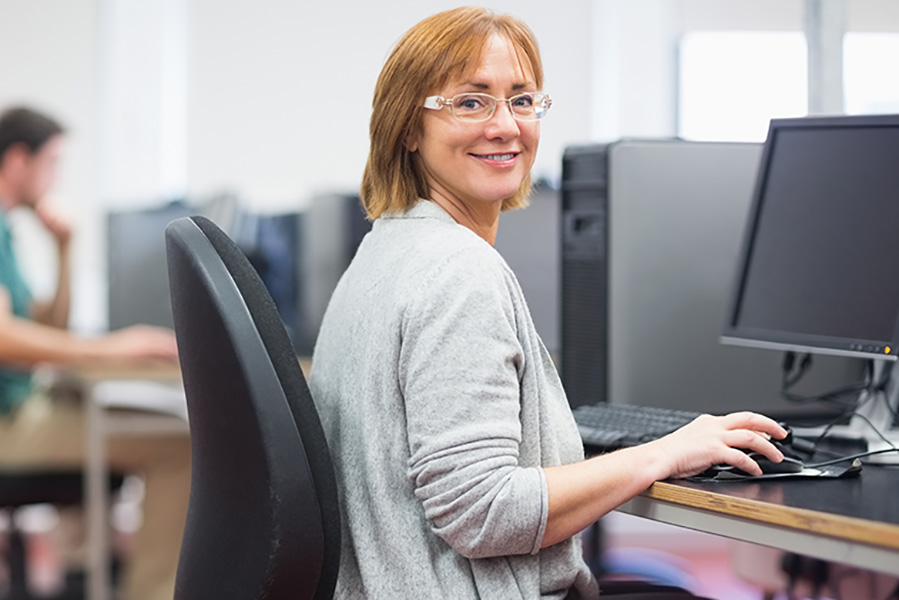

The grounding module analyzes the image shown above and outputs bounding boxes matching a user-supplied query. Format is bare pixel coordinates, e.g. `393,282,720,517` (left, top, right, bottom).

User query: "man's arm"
0,287,177,367
30,201,71,328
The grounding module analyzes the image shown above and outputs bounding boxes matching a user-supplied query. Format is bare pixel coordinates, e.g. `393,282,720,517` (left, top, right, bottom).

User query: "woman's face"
410,35,540,213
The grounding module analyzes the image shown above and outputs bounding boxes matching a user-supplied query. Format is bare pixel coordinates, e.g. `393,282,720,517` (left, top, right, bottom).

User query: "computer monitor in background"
303,192,371,351
560,139,865,417
107,201,195,331
108,193,371,358
494,182,560,358
230,210,311,354
721,114,899,459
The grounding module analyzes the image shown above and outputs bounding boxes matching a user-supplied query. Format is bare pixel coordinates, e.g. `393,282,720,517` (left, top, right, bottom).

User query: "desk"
617,466,899,576
66,362,187,600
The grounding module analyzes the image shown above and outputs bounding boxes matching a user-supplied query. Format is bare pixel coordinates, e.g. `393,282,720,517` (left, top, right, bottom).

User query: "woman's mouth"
471,152,518,161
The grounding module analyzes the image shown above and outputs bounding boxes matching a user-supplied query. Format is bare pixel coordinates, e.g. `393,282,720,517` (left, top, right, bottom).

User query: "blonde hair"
360,6,543,220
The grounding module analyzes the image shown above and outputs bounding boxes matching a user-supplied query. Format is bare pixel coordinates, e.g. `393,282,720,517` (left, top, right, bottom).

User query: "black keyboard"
573,402,704,452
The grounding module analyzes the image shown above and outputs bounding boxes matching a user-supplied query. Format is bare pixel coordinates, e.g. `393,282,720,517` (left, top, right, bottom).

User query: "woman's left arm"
541,411,787,547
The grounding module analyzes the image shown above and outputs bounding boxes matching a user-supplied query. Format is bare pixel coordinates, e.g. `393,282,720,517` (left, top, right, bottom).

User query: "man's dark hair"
0,106,65,161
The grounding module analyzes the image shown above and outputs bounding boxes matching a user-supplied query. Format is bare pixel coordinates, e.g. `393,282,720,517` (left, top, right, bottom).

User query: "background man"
0,105,189,600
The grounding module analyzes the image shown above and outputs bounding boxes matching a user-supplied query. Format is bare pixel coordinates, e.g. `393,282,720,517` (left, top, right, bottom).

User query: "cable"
782,351,810,388
807,447,899,468
780,354,874,404
842,410,899,452
786,391,899,467
806,391,877,448
777,354,899,465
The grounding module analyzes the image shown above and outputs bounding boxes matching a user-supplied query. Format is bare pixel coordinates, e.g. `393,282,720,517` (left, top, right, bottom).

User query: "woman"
309,7,786,599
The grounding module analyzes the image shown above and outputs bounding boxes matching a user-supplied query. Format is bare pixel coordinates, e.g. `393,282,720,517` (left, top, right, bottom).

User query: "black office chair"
164,216,340,600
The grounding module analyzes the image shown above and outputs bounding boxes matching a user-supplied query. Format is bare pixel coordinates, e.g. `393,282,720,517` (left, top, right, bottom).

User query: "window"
678,32,807,142
844,33,899,115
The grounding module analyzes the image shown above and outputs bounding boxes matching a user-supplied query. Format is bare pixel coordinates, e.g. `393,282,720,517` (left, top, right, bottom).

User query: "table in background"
617,465,899,576
62,362,187,600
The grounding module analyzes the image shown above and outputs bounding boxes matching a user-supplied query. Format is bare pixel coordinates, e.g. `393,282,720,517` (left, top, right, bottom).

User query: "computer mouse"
696,450,806,479
742,452,805,475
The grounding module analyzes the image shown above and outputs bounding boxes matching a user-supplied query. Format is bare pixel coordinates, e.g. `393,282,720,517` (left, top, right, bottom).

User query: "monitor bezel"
720,113,899,362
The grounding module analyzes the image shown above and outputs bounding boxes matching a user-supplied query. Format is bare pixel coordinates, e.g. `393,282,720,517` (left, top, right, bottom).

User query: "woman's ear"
404,131,419,153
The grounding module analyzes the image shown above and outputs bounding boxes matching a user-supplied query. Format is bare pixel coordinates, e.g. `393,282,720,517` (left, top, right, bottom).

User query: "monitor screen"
722,114,899,360
107,201,195,331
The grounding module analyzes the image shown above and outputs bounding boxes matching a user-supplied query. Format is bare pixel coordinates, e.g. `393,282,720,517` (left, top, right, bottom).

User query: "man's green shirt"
0,209,33,414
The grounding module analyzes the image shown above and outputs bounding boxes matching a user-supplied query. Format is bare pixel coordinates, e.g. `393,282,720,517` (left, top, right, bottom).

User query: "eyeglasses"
423,92,552,122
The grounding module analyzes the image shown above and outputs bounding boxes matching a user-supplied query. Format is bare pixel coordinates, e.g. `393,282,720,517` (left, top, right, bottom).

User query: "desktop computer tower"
560,139,865,417
560,146,610,408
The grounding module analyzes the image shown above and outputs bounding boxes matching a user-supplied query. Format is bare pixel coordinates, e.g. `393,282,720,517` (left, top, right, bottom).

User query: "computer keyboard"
572,402,704,452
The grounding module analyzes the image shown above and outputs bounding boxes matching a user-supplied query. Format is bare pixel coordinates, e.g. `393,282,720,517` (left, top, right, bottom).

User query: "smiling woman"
359,6,545,224
407,33,543,244
308,6,782,600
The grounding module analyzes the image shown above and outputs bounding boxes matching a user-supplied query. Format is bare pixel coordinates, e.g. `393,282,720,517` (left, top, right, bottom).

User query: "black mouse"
740,452,805,475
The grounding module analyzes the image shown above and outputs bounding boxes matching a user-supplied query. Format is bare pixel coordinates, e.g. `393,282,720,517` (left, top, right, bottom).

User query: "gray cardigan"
309,200,599,599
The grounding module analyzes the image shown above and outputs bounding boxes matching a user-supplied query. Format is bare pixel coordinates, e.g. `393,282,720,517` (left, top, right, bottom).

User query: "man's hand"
100,325,179,362
33,200,73,248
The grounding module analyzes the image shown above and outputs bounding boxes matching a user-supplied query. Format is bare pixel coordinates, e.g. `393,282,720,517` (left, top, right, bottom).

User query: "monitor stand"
793,359,899,465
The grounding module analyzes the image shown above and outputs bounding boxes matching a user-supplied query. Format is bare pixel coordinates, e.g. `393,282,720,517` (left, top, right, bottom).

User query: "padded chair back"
165,216,340,600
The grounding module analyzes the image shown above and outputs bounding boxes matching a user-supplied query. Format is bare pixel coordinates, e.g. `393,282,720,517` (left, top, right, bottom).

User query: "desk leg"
86,384,110,600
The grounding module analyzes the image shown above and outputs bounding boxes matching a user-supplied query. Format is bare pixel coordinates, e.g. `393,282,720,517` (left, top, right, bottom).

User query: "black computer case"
560,144,611,408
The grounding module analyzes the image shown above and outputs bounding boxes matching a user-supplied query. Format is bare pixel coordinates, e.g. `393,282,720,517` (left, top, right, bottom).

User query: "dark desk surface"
619,464,899,575
650,465,899,549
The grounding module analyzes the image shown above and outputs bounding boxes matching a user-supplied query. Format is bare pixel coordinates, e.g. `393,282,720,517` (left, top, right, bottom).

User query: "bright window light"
844,33,899,115
679,32,808,142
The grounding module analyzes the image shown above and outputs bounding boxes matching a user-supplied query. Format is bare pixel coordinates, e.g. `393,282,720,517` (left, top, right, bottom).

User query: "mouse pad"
687,458,863,482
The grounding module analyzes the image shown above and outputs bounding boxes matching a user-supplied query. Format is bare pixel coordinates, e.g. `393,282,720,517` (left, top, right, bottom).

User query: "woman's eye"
512,94,534,108
456,96,486,111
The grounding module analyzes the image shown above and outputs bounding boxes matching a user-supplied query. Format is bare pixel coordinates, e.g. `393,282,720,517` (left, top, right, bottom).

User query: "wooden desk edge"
641,480,899,550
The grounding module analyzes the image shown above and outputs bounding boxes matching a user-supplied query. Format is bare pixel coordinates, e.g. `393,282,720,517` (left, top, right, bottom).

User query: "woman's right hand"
648,411,788,479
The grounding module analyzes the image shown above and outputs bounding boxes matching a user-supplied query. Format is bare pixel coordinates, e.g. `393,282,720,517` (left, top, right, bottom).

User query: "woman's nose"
484,100,520,139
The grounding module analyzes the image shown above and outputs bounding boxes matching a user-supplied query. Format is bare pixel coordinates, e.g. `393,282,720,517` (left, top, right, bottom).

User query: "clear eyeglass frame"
423,92,552,122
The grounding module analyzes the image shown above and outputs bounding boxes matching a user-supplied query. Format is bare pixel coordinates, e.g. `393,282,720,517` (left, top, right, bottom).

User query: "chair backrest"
165,215,340,600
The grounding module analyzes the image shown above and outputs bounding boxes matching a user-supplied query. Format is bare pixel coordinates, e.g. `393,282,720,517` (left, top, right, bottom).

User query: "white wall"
0,0,103,331
98,0,188,207
185,0,593,210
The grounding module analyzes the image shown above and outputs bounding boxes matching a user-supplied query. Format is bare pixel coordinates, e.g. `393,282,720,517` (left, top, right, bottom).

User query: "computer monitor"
107,200,196,331
303,192,371,351
494,182,560,359
227,210,315,355
722,114,899,359
721,114,899,460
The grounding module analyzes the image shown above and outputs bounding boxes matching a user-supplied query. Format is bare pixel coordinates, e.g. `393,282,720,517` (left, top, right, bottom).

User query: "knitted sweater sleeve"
399,246,548,559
